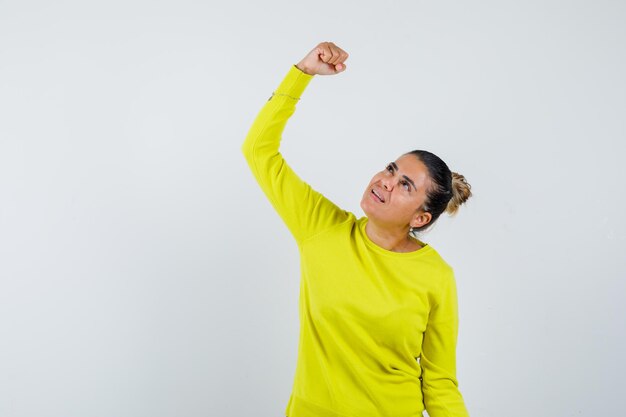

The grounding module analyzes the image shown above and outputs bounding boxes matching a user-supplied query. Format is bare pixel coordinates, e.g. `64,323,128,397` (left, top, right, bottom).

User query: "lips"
371,188,385,203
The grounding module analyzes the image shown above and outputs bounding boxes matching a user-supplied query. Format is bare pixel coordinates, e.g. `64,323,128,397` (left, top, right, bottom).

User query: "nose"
381,176,393,191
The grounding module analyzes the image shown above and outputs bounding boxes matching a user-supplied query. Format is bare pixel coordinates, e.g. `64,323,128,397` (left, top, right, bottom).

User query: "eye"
386,164,394,173
400,179,410,191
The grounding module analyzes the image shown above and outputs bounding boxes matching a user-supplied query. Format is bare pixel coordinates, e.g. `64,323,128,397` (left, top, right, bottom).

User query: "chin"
359,195,370,215
360,197,375,219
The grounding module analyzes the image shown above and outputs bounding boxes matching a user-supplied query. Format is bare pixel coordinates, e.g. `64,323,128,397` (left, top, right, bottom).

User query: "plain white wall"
1,1,624,416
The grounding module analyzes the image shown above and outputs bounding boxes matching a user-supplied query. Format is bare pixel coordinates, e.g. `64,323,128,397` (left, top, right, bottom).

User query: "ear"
410,210,432,229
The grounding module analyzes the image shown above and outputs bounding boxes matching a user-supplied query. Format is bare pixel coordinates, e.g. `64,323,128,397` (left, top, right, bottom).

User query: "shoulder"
420,247,456,292
418,244,454,273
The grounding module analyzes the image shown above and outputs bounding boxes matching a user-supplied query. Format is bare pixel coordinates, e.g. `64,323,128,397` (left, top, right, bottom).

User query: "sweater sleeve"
420,268,470,417
241,65,351,245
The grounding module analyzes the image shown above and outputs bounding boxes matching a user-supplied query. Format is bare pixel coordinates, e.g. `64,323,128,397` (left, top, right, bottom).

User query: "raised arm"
420,268,470,417
241,42,352,245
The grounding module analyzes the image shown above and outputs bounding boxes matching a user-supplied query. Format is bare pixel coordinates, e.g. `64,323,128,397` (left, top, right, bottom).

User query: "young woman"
242,41,472,417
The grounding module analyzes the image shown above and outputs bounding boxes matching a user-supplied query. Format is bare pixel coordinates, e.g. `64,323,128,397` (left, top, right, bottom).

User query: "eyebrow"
390,162,417,191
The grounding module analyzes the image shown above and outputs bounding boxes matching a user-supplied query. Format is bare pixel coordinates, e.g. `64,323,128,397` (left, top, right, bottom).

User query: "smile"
371,188,385,203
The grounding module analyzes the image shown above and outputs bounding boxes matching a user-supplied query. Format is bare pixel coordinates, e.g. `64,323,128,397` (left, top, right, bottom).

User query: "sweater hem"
285,394,352,417
285,394,425,417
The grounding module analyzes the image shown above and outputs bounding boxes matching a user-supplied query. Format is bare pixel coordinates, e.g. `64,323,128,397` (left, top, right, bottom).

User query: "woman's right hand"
296,42,349,76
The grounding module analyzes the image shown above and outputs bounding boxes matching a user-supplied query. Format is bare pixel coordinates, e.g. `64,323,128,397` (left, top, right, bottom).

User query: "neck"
365,218,421,253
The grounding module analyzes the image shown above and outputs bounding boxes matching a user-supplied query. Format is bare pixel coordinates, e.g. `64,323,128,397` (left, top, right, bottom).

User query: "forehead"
394,154,430,188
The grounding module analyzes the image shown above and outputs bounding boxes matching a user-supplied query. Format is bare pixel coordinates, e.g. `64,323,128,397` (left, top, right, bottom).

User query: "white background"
1,1,624,416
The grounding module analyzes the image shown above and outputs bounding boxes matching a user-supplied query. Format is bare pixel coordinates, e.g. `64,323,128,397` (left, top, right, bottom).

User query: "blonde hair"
445,172,473,216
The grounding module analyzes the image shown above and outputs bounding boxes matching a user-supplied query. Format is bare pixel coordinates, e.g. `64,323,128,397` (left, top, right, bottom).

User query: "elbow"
422,374,459,392
241,135,255,164
422,377,468,417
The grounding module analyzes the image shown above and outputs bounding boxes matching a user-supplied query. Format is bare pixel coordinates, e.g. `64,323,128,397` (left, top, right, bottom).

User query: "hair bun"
446,172,472,216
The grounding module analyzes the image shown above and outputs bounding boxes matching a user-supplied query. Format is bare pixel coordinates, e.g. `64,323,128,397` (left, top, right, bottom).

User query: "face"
360,154,432,230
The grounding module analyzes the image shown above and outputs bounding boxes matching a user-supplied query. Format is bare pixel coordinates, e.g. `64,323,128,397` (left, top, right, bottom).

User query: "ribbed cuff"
273,64,314,99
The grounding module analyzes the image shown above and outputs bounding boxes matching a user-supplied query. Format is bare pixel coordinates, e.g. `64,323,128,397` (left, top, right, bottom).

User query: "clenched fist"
296,42,349,76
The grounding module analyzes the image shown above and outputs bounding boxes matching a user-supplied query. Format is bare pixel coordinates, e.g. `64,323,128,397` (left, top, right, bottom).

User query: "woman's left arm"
420,268,470,417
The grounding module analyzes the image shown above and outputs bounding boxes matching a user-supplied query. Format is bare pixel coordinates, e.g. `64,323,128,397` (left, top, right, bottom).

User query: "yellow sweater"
242,65,469,417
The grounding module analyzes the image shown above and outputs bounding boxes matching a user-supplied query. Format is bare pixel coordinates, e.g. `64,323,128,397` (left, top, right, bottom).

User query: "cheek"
400,193,421,210
372,172,386,182
366,175,379,187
